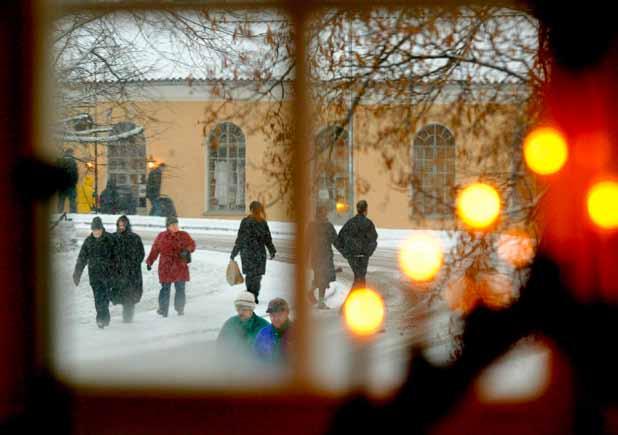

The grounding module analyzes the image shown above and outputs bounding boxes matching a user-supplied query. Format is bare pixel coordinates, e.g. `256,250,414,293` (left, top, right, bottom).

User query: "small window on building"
207,122,246,212
412,124,456,217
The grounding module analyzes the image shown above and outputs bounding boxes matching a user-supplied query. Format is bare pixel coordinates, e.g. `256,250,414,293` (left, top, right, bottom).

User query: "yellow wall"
53,85,530,230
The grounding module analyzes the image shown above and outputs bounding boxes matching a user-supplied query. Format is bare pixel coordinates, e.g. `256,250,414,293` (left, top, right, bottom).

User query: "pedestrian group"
73,199,378,363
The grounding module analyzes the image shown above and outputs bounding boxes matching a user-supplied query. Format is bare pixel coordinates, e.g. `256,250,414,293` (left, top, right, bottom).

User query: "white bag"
226,260,244,286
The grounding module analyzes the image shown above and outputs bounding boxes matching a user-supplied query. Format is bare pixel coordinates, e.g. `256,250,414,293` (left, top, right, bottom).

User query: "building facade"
55,78,533,230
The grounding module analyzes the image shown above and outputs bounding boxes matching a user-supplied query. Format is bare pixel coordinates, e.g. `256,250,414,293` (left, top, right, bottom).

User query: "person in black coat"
73,216,115,328
56,148,78,213
99,179,120,214
307,205,342,309
111,215,145,323
230,201,276,304
336,200,378,289
146,163,164,216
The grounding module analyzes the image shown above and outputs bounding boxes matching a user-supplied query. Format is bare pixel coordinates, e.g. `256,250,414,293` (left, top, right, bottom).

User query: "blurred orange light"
343,288,385,337
456,183,501,229
443,272,514,314
399,234,443,282
496,230,536,268
336,201,348,213
523,127,568,175
147,161,156,169
587,180,618,230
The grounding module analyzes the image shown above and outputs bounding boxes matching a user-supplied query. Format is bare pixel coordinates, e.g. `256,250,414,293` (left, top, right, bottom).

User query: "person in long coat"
99,179,120,214
230,201,276,304
146,216,196,317
112,215,145,323
146,163,165,216
307,205,342,309
56,148,78,213
73,216,115,328
336,200,378,289
217,291,269,356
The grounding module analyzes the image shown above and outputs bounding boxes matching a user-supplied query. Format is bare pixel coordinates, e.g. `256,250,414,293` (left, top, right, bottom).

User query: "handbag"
226,259,244,286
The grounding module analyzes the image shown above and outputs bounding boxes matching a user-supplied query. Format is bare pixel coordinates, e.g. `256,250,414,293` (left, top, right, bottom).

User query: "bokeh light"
343,288,385,337
523,127,568,175
496,230,536,268
443,272,514,314
456,183,501,229
399,234,443,282
587,180,618,230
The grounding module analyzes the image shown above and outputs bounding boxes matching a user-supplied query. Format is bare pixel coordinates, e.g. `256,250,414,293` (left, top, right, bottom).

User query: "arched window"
412,124,456,217
207,122,246,212
314,125,352,223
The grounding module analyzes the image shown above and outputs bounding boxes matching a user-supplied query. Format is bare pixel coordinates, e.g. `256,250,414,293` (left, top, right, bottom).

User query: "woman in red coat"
146,216,196,317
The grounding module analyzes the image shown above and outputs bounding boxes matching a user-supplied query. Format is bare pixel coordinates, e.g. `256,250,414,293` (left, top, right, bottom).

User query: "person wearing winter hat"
73,216,115,329
216,291,269,355
146,216,196,317
253,297,293,363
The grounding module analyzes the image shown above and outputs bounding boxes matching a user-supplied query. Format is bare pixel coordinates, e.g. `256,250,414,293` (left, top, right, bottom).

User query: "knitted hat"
91,216,104,231
234,291,256,311
166,215,179,227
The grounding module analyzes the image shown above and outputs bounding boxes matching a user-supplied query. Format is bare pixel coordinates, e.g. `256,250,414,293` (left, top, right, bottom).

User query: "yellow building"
59,79,532,229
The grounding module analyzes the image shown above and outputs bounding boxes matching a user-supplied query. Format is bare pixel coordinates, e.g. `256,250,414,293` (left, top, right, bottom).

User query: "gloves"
147,264,152,271
72,272,80,287
270,252,276,260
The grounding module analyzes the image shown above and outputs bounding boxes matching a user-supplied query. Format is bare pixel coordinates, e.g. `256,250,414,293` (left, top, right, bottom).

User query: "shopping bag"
226,259,244,286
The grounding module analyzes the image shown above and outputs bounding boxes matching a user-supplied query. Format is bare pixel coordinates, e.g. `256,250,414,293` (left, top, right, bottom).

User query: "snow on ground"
52,245,296,386
51,239,409,393
49,214,543,398
60,213,459,250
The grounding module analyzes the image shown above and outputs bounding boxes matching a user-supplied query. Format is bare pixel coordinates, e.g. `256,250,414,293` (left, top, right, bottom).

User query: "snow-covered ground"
60,213,459,250
50,214,546,400
51,234,411,394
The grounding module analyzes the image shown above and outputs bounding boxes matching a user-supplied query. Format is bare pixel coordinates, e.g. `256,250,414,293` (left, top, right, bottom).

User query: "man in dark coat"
230,201,276,304
73,216,115,328
99,179,120,214
336,200,378,289
146,163,164,216
307,205,342,309
112,215,145,323
57,148,78,213
146,216,196,317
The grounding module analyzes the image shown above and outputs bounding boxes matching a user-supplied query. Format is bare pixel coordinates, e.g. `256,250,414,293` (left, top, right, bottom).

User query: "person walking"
307,205,342,309
146,216,196,317
73,217,115,328
217,291,269,356
111,215,145,323
146,163,165,216
336,200,378,289
57,148,78,213
230,201,276,304
253,298,293,363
